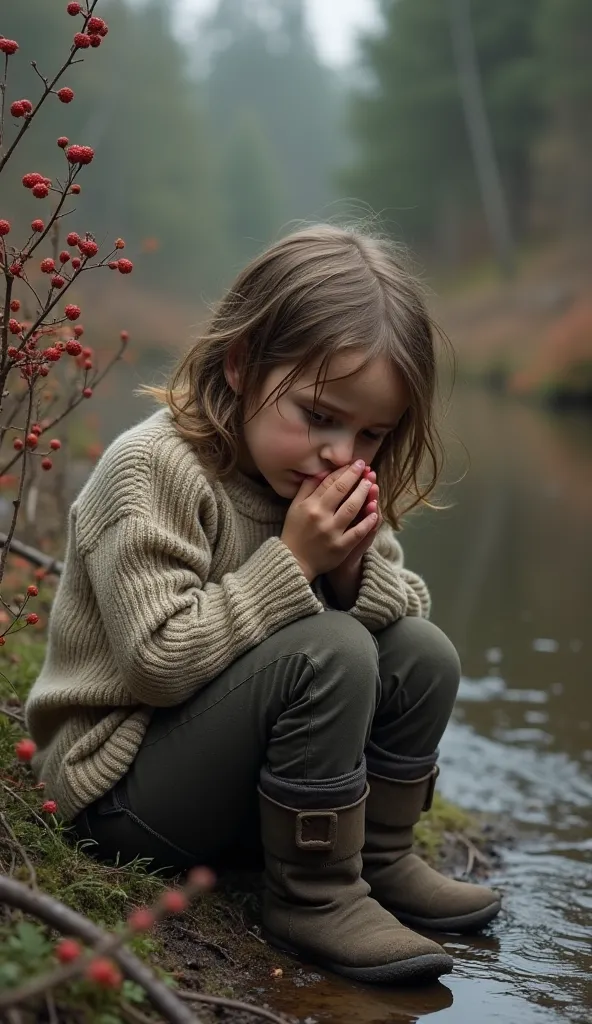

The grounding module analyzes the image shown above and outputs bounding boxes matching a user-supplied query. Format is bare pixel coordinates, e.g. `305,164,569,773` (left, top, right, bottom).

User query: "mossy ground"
0,624,497,1022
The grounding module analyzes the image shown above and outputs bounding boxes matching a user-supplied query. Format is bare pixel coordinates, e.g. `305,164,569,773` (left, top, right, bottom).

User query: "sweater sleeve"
83,514,323,707
347,525,431,631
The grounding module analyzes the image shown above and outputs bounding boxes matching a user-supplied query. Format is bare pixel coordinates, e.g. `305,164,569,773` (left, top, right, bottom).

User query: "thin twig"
169,920,236,964
0,782,61,842
178,990,288,1024
120,1001,159,1024
45,991,59,1024
0,705,25,725
0,810,37,888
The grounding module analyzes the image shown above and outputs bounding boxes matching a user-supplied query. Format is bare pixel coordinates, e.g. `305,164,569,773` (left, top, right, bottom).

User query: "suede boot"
362,768,501,933
258,776,453,984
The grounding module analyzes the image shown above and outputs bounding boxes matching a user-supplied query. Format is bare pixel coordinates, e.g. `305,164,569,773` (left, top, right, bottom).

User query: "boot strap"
258,784,369,862
366,766,439,828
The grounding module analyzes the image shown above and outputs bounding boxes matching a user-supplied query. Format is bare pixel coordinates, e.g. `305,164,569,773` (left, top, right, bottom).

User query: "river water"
96,371,592,1024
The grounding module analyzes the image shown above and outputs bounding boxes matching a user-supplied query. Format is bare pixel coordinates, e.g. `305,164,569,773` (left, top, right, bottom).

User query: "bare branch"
0,533,63,575
0,810,38,888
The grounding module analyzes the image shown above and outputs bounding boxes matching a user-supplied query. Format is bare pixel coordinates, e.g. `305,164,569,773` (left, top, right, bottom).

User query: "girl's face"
238,351,409,498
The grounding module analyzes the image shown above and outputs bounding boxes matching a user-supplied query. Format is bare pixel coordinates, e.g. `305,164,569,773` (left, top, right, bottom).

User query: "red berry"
59,250,71,264
56,939,81,964
27,585,39,596
64,304,81,321
43,347,61,362
13,438,24,450
159,890,187,914
82,387,93,398
99,24,109,37
66,231,80,246
57,136,69,148
10,299,20,312
26,613,39,625
83,358,92,370
57,87,74,103
73,33,91,49
0,638,5,646
70,183,81,194
187,866,216,891
114,237,125,249
21,100,33,114
89,34,102,48
79,239,98,257
66,1,82,13
87,16,105,32
74,326,85,337
0,39,19,55
108,261,117,270
85,959,122,989
49,439,61,450
32,182,50,199
22,172,43,189
41,458,53,471
71,256,81,269
81,346,92,356
9,263,22,276
117,258,133,275
127,907,155,932
40,258,55,274
10,101,25,118
66,339,82,356
42,799,57,813
31,219,44,232
8,319,21,335
51,276,66,289
0,220,10,236
31,424,43,435
15,738,36,762
66,144,94,165
120,330,129,342
26,433,38,448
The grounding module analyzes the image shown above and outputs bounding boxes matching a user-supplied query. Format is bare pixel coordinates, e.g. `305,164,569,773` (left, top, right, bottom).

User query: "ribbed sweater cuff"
349,546,409,631
230,536,323,633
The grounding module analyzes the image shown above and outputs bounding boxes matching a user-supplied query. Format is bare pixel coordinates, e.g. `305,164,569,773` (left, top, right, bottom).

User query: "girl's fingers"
318,461,366,511
343,512,378,551
364,500,378,516
333,475,372,528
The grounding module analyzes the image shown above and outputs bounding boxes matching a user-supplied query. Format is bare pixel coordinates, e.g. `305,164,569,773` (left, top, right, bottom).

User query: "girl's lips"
292,470,330,481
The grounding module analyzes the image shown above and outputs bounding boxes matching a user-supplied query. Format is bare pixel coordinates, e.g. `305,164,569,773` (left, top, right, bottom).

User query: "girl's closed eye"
302,406,385,443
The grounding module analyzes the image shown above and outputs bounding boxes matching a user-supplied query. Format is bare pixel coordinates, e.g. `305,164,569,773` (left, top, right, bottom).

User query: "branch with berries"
1,2,133,610
0,745,290,1024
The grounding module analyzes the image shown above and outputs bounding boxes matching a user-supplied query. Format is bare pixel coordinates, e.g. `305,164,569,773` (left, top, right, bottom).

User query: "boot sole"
395,898,502,934
262,929,453,984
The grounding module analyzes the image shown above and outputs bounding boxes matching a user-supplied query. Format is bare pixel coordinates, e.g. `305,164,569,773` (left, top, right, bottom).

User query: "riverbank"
0,625,503,1023
435,241,592,408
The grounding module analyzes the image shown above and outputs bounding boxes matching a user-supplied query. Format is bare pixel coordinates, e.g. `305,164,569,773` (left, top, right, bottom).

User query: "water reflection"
92,372,591,1023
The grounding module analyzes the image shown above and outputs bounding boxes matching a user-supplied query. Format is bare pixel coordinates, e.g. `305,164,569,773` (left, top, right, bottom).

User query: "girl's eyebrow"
301,393,396,430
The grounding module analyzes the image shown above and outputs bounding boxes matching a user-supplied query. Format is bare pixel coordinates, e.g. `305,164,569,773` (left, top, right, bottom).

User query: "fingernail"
354,459,365,469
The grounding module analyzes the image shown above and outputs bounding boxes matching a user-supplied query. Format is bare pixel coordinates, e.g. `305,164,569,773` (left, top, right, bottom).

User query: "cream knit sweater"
25,409,431,821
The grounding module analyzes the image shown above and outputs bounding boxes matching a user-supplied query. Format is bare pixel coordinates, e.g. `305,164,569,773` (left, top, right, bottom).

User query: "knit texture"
25,408,431,821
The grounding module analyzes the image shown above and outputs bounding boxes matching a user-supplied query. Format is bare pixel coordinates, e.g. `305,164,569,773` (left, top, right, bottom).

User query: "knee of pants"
294,610,380,706
379,616,461,710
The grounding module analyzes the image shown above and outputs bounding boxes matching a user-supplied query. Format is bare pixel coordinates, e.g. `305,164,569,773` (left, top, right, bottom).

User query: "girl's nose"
320,438,356,468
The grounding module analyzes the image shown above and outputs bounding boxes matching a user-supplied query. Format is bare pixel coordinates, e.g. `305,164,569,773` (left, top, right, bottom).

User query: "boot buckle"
422,765,440,812
295,810,338,851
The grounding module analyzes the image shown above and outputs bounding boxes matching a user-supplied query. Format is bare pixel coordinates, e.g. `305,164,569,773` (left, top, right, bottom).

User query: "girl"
25,225,500,985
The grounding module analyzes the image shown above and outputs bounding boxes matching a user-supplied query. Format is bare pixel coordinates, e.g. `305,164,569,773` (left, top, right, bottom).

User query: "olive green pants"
72,612,460,874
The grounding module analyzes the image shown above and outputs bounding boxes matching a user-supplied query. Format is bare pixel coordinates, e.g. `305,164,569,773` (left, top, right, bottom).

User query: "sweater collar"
220,467,291,524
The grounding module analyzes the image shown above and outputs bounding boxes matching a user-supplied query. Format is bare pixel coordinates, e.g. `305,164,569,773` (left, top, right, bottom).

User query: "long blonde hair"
143,224,449,529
